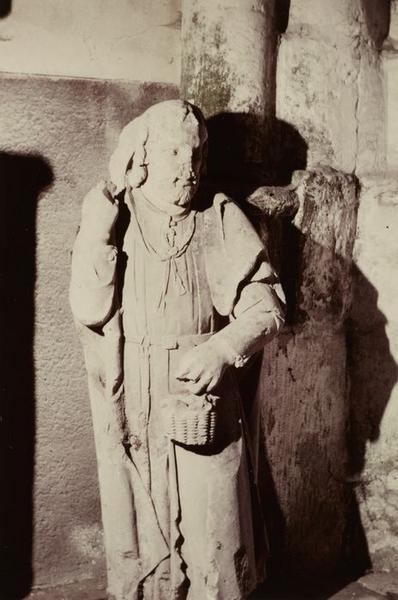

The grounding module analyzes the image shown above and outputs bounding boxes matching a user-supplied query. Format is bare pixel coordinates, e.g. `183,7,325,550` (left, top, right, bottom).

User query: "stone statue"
70,99,285,600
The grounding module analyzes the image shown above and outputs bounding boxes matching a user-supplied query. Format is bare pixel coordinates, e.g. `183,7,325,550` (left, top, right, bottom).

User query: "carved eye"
172,149,178,156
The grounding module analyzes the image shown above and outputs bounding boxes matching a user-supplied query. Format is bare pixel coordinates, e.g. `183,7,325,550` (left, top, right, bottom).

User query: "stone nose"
178,145,194,166
178,161,195,180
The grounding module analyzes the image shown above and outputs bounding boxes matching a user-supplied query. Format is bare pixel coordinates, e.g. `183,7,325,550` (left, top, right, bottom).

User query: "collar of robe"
127,188,197,262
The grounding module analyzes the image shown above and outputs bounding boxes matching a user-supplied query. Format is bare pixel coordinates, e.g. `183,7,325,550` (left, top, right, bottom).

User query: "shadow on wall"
347,262,398,473
341,261,398,581
0,0,12,19
0,152,53,599
205,112,307,203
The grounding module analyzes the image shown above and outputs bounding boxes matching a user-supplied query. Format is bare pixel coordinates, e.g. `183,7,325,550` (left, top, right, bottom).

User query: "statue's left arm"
176,196,285,393
209,266,285,369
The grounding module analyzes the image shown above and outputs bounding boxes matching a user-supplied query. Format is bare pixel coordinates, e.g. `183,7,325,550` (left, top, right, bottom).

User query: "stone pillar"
252,169,359,578
384,0,398,171
276,0,388,175
181,0,276,165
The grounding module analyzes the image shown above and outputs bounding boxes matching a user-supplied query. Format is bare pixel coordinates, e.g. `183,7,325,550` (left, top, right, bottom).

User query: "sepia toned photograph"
0,1,397,599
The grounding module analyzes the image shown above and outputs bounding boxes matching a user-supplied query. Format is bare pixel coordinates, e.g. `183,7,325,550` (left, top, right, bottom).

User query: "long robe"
70,189,285,600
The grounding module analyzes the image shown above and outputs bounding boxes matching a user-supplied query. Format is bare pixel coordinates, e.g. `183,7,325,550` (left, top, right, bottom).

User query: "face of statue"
129,110,205,215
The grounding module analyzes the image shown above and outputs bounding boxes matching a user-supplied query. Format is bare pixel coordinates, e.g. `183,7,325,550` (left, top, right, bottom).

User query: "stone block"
277,32,359,172
277,0,388,175
383,52,398,170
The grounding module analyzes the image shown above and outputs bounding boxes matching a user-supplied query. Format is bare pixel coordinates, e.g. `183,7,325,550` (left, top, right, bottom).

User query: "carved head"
109,100,208,214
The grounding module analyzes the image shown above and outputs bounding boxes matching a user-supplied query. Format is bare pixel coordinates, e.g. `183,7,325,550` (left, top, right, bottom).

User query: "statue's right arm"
69,235,117,327
69,182,119,328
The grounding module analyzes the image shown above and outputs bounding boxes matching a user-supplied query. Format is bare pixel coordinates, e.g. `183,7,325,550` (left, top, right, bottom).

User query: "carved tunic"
70,190,285,600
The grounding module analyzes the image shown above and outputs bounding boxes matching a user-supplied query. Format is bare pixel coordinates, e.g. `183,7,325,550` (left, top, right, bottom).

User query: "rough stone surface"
0,73,177,591
327,573,398,599
25,580,106,600
181,0,276,162
360,572,398,597
276,0,388,175
383,1,398,170
246,185,299,218
259,168,359,576
19,572,398,600
0,0,181,84
349,176,398,573
19,573,398,600
329,582,386,599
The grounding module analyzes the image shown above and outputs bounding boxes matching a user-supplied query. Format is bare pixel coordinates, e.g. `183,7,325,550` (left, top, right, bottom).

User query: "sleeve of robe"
69,227,118,328
204,193,285,366
69,188,125,430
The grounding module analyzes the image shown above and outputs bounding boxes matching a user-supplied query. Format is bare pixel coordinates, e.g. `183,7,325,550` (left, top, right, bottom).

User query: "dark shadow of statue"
344,262,398,576
0,152,53,599
205,112,307,204
0,0,12,19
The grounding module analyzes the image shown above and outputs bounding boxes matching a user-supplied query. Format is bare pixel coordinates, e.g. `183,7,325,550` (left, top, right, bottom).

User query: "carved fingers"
175,343,227,394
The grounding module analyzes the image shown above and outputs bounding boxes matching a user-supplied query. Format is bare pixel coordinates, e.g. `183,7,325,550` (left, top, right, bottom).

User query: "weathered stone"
292,168,359,328
382,1,398,170
181,0,276,163
259,168,359,576
246,185,298,218
329,581,386,600
70,99,285,599
277,0,388,175
26,580,106,600
360,572,398,596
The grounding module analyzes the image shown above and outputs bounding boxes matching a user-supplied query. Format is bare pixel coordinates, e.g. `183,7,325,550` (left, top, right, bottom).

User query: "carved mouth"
173,176,197,187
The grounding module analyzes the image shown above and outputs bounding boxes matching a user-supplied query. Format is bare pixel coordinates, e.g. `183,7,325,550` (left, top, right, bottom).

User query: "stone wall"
0,74,177,595
0,0,181,83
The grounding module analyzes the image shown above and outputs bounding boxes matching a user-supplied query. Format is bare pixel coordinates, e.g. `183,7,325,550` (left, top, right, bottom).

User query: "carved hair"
109,99,208,194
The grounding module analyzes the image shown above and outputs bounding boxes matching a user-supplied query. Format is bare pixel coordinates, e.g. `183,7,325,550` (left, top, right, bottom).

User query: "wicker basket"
161,393,218,446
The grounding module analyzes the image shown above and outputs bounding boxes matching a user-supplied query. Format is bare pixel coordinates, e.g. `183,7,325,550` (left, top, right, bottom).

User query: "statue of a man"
70,100,285,600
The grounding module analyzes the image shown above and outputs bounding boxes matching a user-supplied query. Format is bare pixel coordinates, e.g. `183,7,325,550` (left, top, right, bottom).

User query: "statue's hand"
80,180,119,243
175,340,233,395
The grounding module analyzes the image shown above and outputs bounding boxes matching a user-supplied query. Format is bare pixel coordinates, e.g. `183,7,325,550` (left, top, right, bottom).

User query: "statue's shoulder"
202,192,256,237
203,192,246,223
